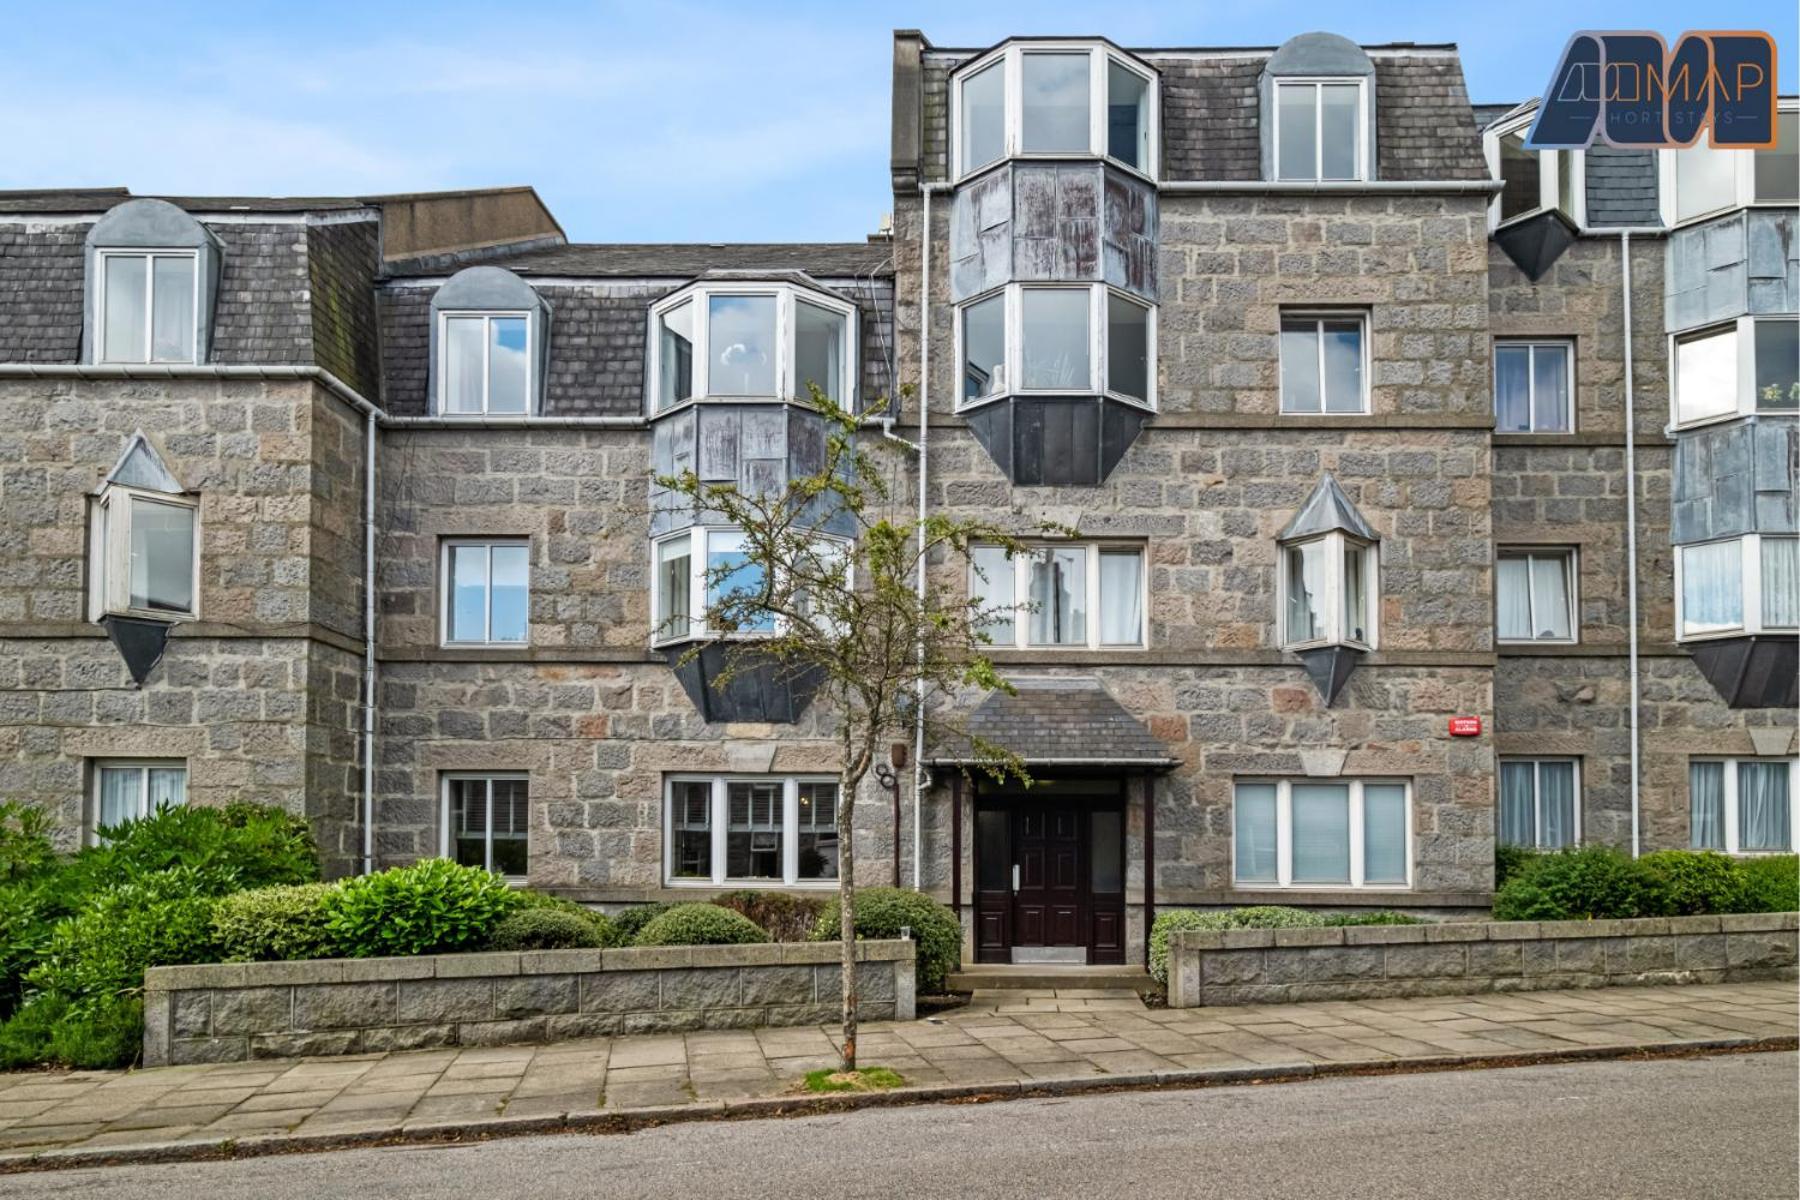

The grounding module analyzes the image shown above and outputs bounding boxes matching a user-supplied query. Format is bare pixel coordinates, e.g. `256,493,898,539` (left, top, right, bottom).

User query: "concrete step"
946,965,1156,995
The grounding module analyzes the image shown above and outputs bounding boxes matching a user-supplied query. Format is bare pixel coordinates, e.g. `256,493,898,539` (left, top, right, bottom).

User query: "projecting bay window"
1496,548,1577,644
88,486,199,623
1484,116,1584,230
1279,312,1368,414
1493,341,1573,433
664,776,840,887
1672,317,1800,426
1233,779,1411,889
1499,759,1580,849
1274,79,1368,182
956,284,1156,410
441,539,529,646
1280,532,1377,650
953,42,1158,178
1690,758,1797,854
651,527,850,644
969,542,1145,649
443,773,529,877
647,284,855,412
96,249,198,364
1676,534,1799,641
438,312,531,416
1660,106,1799,226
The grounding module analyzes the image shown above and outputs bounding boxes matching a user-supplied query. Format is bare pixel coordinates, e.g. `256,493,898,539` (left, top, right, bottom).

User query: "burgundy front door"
1011,801,1083,949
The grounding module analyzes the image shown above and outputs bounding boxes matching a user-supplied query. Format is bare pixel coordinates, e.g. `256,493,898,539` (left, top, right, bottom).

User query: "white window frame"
1496,546,1580,645
1231,778,1413,890
1675,533,1798,641
1272,77,1371,183
950,41,1159,181
1498,758,1583,849
1482,112,1586,231
1669,317,1800,429
953,283,1157,412
1690,757,1799,855
968,541,1148,650
94,248,200,365
439,538,530,648
662,774,841,889
1277,530,1380,651
649,526,852,646
1658,101,1800,227
89,759,188,839
644,282,858,414
1278,310,1371,416
1492,339,1575,433
439,772,530,880
86,484,201,623
434,310,534,417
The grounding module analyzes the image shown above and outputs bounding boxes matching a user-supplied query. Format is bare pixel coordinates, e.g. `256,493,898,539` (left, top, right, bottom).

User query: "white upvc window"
87,484,200,623
650,527,851,645
1278,311,1369,415
968,542,1146,650
95,248,199,364
91,759,187,836
664,775,840,888
441,773,530,878
1493,340,1574,433
437,311,532,416
1483,114,1584,230
952,42,1159,180
1670,317,1800,427
646,283,856,413
1496,547,1578,644
1676,534,1799,641
1498,758,1581,849
955,283,1156,411
440,539,530,646
1232,779,1411,889
1273,78,1369,182
1690,758,1797,855
1659,105,1799,226
1279,531,1378,650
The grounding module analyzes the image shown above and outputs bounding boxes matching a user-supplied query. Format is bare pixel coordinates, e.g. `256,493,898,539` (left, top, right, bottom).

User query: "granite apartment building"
0,30,1793,968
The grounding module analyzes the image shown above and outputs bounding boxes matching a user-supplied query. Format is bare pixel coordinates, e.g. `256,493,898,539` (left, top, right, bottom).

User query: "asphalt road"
7,1052,1795,1200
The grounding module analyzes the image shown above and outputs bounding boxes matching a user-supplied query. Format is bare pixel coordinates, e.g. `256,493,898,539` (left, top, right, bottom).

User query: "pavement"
0,979,1792,1173
2,1051,1793,1199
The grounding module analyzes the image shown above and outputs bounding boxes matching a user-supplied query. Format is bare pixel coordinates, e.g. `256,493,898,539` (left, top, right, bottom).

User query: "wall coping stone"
1169,913,1797,954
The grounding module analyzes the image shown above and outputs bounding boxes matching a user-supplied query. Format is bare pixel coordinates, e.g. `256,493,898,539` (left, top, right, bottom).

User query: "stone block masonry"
1166,912,1798,1007
142,939,916,1066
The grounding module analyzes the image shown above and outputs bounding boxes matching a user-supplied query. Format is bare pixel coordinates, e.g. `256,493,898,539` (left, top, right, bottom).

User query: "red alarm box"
1448,716,1482,737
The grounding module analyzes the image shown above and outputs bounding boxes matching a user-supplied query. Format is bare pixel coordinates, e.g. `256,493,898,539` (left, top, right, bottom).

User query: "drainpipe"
1620,231,1643,858
911,182,953,891
362,407,378,875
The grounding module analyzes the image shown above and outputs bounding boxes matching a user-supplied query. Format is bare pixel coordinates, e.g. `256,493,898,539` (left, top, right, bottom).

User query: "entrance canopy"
930,676,1178,770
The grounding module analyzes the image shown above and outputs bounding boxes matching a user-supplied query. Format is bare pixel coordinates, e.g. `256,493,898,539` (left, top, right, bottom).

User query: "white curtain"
1291,785,1350,884
1531,555,1572,640
1539,761,1576,848
1738,762,1792,852
1689,761,1725,849
1681,541,1743,634
1762,538,1799,628
1099,551,1141,645
1498,761,1535,846
1234,784,1278,883
97,768,141,828
1496,557,1531,640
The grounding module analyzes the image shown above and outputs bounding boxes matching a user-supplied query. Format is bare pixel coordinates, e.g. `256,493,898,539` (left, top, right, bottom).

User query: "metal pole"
1621,232,1643,859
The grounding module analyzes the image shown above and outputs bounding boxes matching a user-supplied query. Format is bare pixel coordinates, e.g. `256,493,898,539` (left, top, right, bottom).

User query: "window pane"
1738,762,1792,852
1279,317,1320,413
487,317,528,414
1342,543,1368,644
488,544,529,643
129,498,194,614
794,300,845,402
1754,320,1798,411
1496,556,1531,640
1555,149,1578,218
798,782,839,881
1098,549,1142,646
1106,293,1149,401
1675,327,1738,423
147,767,187,811
1681,541,1743,635
444,316,485,414
102,255,147,362
1291,784,1350,884
1675,144,1736,222
1498,761,1536,846
726,781,783,879
960,61,1005,174
971,545,1015,644
707,531,774,632
1276,84,1317,180
98,766,144,827
150,256,195,363
1532,344,1571,431
1762,538,1799,629
1091,809,1123,893
657,300,694,410
1493,344,1531,431
1539,762,1577,849
671,780,713,879
490,778,529,876
1234,783,1278,883
1321,318,1364,413
1027,547,1087,645
1362,784,1407,883
1499,131,1541,222
1019,289,1090,390
1021,52,1089,154
656,535,691,640
449,543,488,642
1689,761,1725,849
1285,540,1324,643
448,778,489,869
1753,111,1798,202
1106,61,1149,170
1530,553,1573,640
1319,84,1360,180
962,293,1007,401
976,808,1009,890
708,295,777,395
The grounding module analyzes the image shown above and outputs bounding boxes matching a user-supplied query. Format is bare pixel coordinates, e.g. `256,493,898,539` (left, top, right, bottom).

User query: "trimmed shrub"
487,907,621,951
212,883,337,962
1494,843,1541,890
809,888,961,993
1491,846,1667,921
1738,854,1799,913
1321,912,1427,927
1640,850,1750,916
1148,906,1425,984
711,890,829,942
1148,910,1219,985
504,891,622,947
612,902,676,942
634,903,770,947
322,859,522,958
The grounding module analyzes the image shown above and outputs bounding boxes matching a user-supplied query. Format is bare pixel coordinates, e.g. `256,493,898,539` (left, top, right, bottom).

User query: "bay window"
1274,79,1367,182
953,42,1158,178
1233,779,1410,888
441,539,529,646
1668,318,1797,425
1690,758,1797,854
1496,548,1577,643
89,485,199,622
92,760,187,834
1484,118,1583,229
439,312,531,415
443,773,529,877
1661,107,1799,225
1280,530,1377,649
97,249,198,364
955,284,1157,410
648,283,855,411
1493,341,1573,433
651,527,850,643
1677,534,1798,640
665,775,840,887
1499,759,1580,849
969,542,1145,649
1279,312,1367,414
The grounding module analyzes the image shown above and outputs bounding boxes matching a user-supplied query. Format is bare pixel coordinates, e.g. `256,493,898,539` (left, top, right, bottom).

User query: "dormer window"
1274,80,1367,181
1485,114,1583,230
956,283,1155,410
440,312,530,415
953,43,1158,179
98,250,198,364
648,282,855,413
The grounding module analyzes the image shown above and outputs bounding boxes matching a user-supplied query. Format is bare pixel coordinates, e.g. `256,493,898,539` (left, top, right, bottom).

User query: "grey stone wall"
143,939,916,1066
1167,911,1799,1007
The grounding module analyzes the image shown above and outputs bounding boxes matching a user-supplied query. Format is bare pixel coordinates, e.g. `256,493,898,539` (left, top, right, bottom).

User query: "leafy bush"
1321,911,1427,927
611,902,676,942
322,859,522,958
1147,906,1426,983
634,903,770,947
212,883,337,962
1491,846,1668,921
1148,910,1219,985
488,908,610,951
25,869,220,1012
1738,854,1799,913
1494,843,1541,890
1640,850,1750,916
0,993,145,1071
712,890,829,942
809,888,961,994
73,803,319,898
0,802,56,883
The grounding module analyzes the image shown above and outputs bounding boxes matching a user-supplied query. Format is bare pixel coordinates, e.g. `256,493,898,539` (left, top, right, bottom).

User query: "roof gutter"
1158,180,1503,195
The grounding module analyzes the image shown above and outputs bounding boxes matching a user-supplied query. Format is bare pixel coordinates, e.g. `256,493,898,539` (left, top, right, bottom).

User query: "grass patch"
802,1066,906,1094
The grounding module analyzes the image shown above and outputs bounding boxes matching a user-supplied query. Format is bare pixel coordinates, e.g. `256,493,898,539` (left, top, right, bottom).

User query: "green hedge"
809,888,961,994
212,883,336,962
1148,906,1426,984
322,859,522,958
634,903,770,947
1492,847,1798,921
612,902,676,942
488,908,610,951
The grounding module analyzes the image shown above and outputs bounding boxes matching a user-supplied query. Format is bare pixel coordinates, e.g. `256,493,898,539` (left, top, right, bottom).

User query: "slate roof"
384,241,896,280
0,188,374,214
1279,473,1380,542
933,677,1176,766
1471,100,1665,229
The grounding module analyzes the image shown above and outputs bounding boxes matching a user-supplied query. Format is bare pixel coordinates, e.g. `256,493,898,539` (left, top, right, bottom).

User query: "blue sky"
4,1,1793,242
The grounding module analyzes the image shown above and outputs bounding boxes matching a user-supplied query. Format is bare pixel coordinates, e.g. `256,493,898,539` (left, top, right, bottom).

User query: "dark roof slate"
385,242,896,280
1279,473,1380,542
934,677,1175,765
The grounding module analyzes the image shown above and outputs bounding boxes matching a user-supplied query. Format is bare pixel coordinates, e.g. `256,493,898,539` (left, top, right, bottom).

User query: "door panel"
973,806,1012,962
1013,800,1085,949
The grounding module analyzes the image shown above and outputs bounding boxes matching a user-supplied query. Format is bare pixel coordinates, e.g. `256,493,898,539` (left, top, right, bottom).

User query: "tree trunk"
837,767,857,1072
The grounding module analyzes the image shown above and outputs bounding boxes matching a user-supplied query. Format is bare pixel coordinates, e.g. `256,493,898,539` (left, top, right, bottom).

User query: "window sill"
956,391,1157,416
952,154,1157,189
664,879,838,890
100,607,197,625
1230,882,1413,892
1497,638,1579,648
